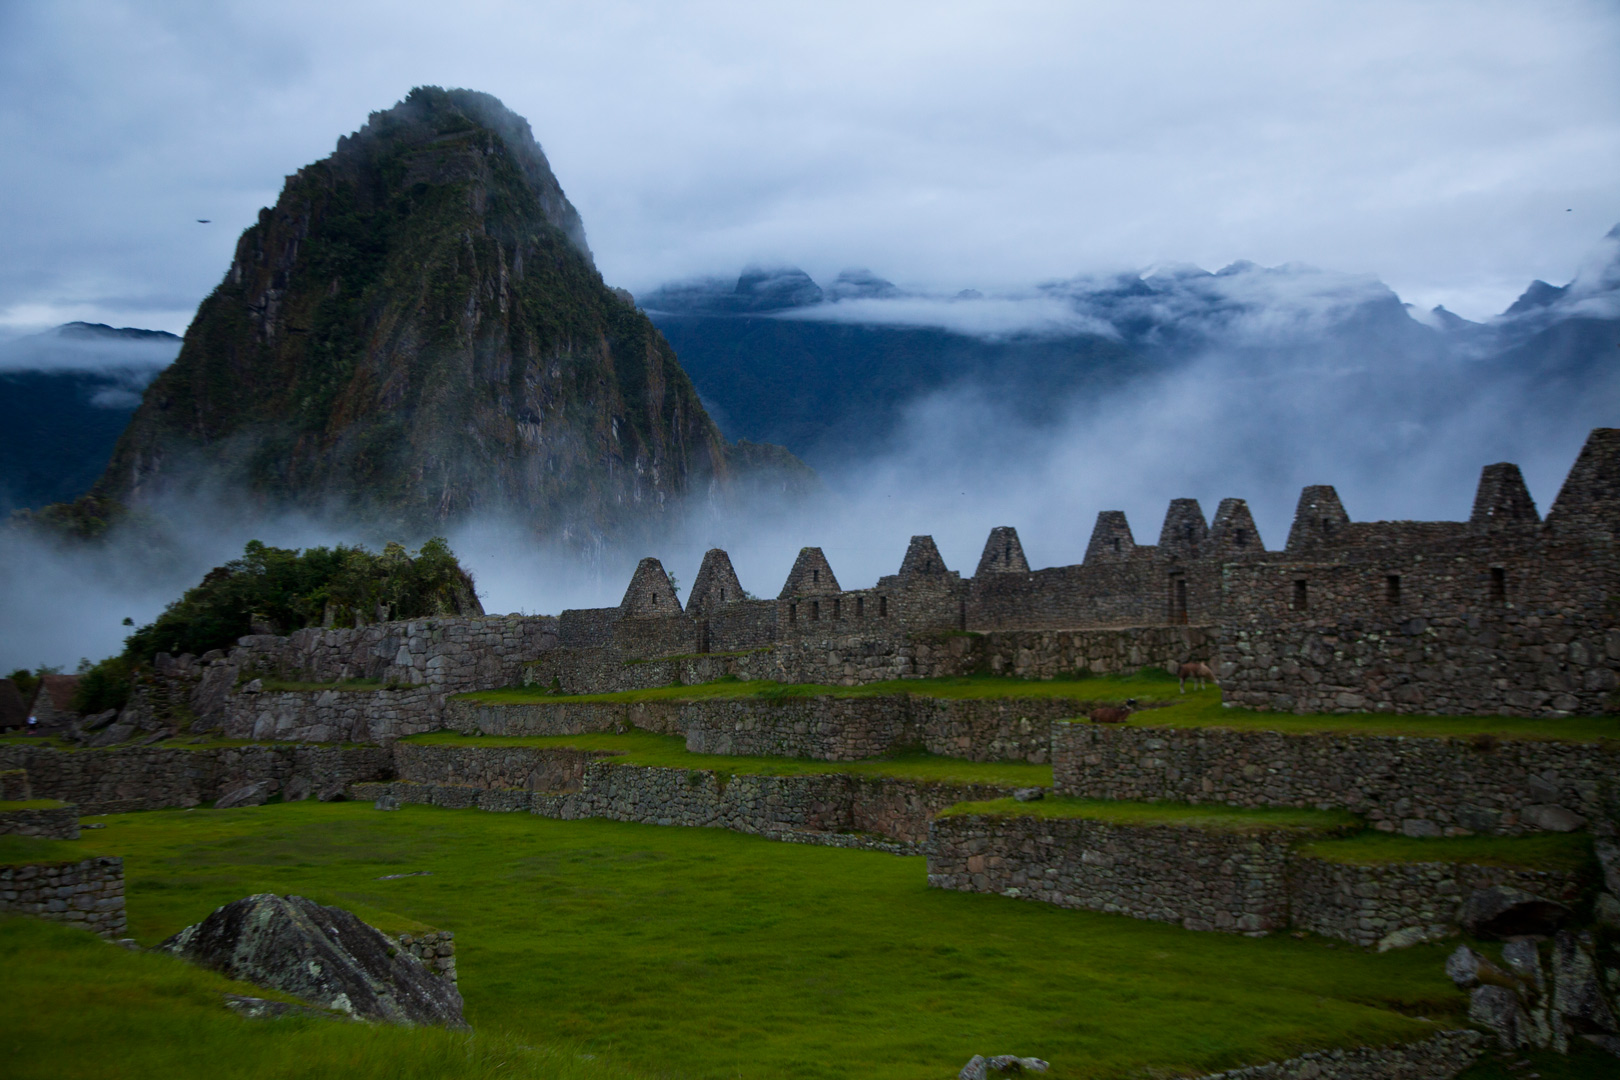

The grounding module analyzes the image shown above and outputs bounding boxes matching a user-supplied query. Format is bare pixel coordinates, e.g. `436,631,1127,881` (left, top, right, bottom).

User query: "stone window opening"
1233,529,1246,547
879,596,888,618
1490,567,1506,603
1385,575,1400,605
697,621,710,654
856,596,865,617
789,603,797,623
1004,542,1012,564
719,588,726,602
832,598,841,620
1169,573,1188,624
1292,579,1308,611
810,600,820,622
1112,537,1121,553
812,569,819,584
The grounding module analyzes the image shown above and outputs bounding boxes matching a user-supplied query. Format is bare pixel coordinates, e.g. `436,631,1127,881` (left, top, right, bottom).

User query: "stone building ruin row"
575,428,1620,717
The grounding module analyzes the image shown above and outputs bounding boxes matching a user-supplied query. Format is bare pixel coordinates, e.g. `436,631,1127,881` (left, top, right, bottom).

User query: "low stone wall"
0,803,80,839
221,686,444,743
0,856,125,937
1287,857,1586,948
927,812,1296,933
523,626,1215,695
1188,1029,1483,1080
0,744,391,814
229,615,559,692
1052,722,1620,836
393,743,608,793
359,760,1012,848
448,694,1087,763
396,930,457,982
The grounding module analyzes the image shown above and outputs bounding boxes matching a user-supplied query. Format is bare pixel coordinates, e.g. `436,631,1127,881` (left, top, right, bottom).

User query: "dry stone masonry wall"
0,803,80,839
0,856,125,937
927,812,1297,933
0,744,391,814
1052,722,1620,835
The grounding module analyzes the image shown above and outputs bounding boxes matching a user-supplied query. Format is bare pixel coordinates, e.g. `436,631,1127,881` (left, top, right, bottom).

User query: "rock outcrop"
95,86,805,540
159,893,466,1028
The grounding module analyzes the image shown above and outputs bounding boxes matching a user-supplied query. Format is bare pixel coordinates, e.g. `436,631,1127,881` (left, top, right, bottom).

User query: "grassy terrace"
405,729,1053,788
0,798,70,811
10,801,1471,1080
938,797,1358,834
0,835,93,864
459,672,1620,744
457,671,1181,705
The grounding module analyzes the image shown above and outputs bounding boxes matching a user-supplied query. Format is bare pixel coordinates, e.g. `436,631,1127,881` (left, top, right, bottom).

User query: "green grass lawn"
459,671,1620,744
1298,831,1595,874
8,801,1470,1080
460,671,1180,706
405,729,1054,788
939,797,1359,834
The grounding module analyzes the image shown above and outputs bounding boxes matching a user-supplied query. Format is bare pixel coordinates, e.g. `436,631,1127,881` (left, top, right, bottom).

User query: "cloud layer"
1,0,1617,335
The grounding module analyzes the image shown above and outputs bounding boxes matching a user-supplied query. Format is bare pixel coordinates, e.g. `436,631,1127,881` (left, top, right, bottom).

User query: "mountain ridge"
90,87,807,542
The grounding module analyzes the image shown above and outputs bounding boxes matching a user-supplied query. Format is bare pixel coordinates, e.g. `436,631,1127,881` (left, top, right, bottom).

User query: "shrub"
113,538,482,668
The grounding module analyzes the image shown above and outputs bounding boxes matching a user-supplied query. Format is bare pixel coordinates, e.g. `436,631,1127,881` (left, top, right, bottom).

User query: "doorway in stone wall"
1169,573,1188,624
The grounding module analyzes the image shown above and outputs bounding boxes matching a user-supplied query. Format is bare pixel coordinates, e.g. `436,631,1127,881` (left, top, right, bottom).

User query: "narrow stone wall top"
1084,511,1136,563
1208,497,1264,557
779,547,841,598
688,548,746,615
1158,499,1209,560
898,536,950,580
1285,485,1350,552
620,557,682,616
1545,426,1620,540
1470,462,1540,530
975,527,1030,576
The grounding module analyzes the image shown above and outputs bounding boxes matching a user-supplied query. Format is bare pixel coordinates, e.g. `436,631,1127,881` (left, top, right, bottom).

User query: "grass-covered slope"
465,671,1620,743
406,729,1054,787
8,801,1471,1080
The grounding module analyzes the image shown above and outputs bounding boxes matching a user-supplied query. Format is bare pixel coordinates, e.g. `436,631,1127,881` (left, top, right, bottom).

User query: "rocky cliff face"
97,87,796,541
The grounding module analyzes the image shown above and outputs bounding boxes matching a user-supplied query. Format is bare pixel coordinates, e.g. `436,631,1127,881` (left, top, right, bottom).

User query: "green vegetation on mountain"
94,87,807,538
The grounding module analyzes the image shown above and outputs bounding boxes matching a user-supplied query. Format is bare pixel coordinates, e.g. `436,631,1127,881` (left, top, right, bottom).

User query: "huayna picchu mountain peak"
95,86,808,540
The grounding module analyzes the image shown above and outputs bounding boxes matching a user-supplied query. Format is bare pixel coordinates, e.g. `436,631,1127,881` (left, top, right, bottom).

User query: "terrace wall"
1286,857,1586,948
1051,723,1620,836
926,812,1295,933
445,694,1091,763
0,744,391,814
220,686,443,742
0,856,125,937
0,804,80,839
926,810,1593,947
357,759,1014,849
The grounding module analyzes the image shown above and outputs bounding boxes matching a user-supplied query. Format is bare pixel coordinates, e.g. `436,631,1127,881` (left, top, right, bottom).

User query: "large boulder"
1470,984,1534,1049
1551,931,1618,1036
159,894,466,1028
1458,886,1570,938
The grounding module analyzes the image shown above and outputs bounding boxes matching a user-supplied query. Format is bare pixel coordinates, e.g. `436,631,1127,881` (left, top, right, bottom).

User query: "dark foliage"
121,538,482,665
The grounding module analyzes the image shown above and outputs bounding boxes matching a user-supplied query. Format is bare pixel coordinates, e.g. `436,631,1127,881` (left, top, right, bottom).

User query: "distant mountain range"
641,227,1620,469
0,323,179,511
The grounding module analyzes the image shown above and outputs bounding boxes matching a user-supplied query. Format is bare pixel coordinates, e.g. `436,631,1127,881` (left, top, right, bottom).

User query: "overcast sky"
1,0,1617,335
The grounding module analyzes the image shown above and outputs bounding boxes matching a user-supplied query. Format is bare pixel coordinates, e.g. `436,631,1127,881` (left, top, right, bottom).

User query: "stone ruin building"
537,426,1620,718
